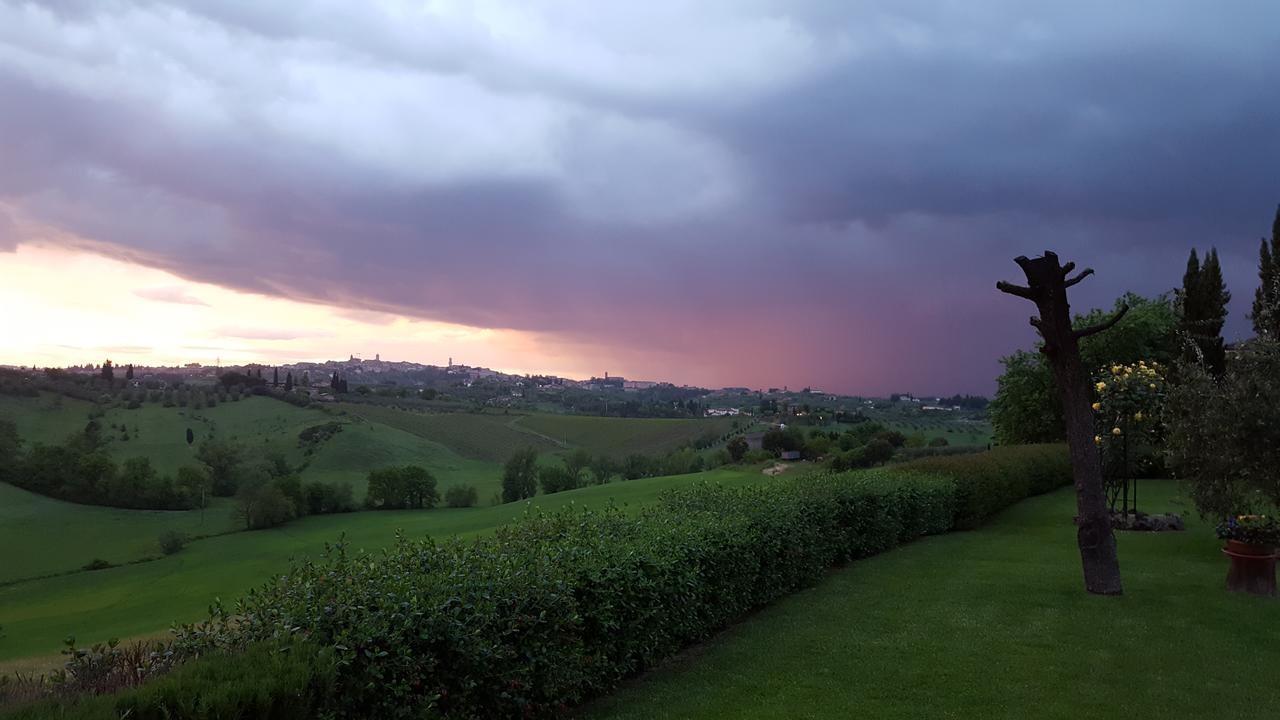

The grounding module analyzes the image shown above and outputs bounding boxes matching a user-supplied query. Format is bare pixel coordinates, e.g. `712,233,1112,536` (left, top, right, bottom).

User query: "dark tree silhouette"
1253,205,1280,340
1179,248,1230,375
273,367,280,387
125,364,134,381
284,372,294,392
100,360,114,382
998,252,1125,596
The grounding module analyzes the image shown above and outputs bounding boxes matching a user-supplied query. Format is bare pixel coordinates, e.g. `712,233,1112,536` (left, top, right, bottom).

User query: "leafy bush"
444,483,478,508
1166,340,1280,517
81,559,112,572
302,481,356,515
158,530,188,556
538,465,579,494
895,444,1070,529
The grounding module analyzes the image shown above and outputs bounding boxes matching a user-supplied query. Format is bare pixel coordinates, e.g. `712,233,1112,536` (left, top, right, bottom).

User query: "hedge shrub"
14,445,1070,720
895,443,1071,529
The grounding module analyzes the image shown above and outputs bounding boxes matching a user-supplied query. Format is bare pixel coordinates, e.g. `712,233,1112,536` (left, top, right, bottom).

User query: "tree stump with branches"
999,252,1126,595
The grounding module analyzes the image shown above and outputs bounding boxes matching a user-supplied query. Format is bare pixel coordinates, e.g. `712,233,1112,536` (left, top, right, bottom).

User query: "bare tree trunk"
999,252,1124,595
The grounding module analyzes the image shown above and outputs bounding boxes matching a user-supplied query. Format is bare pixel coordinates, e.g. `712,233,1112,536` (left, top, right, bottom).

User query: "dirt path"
506,416,570,449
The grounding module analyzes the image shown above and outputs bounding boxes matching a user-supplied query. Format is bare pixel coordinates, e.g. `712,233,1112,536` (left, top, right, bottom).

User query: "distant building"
780,450,802,461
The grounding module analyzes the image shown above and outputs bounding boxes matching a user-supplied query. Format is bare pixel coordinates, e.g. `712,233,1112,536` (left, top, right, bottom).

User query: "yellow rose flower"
1134,412,1143,422
1112,427,1122,436
1111,365,1122,375
1091,402,1101,411
1149,383,1157,390
1096,382,1107,392
1094,435,1102,445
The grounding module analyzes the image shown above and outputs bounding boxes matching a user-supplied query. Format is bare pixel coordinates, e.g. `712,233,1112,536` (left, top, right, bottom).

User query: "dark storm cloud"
1,0,1278,392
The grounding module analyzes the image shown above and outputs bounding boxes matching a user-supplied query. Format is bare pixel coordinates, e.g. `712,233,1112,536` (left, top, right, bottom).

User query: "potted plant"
1166,339,1280,597
1216,515,1279,596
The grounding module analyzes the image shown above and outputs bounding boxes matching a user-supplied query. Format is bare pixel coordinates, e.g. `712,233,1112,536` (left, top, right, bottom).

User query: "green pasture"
338,404,562,462
0,484,238,585
512,414,739,458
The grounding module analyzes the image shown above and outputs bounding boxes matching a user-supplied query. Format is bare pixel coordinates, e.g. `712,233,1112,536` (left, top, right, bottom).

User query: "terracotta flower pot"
1226,539,1276,558
1223,540,1278,596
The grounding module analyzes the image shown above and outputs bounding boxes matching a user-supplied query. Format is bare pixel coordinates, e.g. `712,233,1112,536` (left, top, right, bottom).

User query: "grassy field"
0,484,239,585
0,393,94,445
583,480,1280,719
513,414,740,458
0,395,503,501
338,404,563,462
0,466,767,665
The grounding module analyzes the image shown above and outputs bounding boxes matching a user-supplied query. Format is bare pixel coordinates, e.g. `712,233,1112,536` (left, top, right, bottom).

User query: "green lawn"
0,467,766,665
583,480,1280,719
513,414,739,458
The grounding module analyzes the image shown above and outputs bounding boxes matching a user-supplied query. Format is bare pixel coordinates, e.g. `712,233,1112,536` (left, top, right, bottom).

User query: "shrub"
302,481,356,515
1166,340,1280,517
444,483,478,508
158,531,188,556
538,465,579,494
895,444,1070,529
81,559,112,571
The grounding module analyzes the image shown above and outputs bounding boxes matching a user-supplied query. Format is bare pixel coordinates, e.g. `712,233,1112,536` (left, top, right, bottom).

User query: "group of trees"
189,438,356,529
500,444,721,502
365,466,438,509
1,420,205,510
993,206,1280,448
990,293,1179,445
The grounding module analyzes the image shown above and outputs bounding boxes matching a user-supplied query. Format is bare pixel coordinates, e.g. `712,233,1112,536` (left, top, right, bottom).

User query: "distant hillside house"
780,450,802,461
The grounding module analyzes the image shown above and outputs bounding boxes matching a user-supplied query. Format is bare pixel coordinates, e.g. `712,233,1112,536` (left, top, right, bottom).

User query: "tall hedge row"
895,444,1072,529
9,445,1069,720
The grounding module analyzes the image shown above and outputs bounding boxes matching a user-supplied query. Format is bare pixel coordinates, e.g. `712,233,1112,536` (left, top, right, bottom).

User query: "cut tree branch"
1064,268,1095,288
1060,261,1076,276
1074,304,1129,339
996,280,1034,299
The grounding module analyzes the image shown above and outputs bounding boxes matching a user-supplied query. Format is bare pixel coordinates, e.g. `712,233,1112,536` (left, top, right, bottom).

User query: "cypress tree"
1199,249,1230,375
284,372,294,392
1252,205,1280,340
1179,247,1230,375
273,367,280,387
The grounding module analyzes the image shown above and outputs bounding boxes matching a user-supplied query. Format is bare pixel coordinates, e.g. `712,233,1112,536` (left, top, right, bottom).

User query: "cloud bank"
2,0,1278,392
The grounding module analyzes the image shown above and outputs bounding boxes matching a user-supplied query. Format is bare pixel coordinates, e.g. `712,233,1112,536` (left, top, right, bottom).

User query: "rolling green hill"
0,483,238,585
337,404,562,462
0,395,502,500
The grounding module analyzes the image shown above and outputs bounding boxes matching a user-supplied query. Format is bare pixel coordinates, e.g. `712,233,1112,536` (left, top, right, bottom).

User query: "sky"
3,1,1279,395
